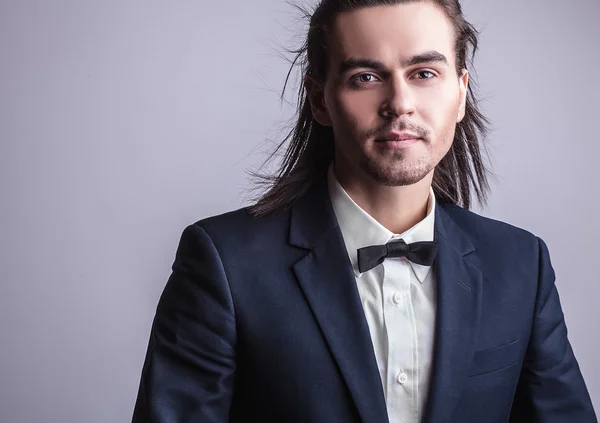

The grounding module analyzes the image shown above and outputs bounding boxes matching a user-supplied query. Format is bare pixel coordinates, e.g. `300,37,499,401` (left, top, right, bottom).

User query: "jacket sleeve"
509,236,597,422
132,223,237,423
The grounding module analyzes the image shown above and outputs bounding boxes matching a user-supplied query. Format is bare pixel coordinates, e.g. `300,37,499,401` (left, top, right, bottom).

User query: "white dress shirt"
327,165,437,423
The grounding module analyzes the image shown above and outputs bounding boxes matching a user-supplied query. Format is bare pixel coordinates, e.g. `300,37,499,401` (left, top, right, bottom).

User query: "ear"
457,69,469,123
304,76,333,126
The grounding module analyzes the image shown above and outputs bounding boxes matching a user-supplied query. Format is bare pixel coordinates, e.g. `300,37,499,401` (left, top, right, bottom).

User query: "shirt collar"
327,164,436,283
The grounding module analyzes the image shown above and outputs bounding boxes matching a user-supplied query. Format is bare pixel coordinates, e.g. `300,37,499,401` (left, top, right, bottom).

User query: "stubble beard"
362,143,435,187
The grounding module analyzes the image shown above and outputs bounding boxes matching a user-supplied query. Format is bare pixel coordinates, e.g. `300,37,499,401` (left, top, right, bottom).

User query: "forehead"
328,2,457,66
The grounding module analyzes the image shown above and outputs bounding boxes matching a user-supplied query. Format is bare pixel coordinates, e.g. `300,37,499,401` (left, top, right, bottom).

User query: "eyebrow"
337,50,449,76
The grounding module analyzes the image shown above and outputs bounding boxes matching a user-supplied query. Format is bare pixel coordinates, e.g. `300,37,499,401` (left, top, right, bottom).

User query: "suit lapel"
290,180,389,423
423,204,483,423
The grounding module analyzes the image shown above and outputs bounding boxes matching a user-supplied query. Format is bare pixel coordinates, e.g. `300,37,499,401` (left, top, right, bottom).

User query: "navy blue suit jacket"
133,179,596,423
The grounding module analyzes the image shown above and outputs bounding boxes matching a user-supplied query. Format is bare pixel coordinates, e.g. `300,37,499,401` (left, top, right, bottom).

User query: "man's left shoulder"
439,203,542,261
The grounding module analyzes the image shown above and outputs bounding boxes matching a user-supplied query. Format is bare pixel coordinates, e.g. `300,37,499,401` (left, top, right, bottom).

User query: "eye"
413,70,437,80
351,73,380,85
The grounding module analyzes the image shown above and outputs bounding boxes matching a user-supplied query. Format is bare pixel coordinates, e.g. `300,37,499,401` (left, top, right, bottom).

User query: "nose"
379,74,415,118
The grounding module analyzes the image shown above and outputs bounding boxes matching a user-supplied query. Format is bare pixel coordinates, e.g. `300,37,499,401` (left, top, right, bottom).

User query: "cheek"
331,89,380,131
418,86,461,137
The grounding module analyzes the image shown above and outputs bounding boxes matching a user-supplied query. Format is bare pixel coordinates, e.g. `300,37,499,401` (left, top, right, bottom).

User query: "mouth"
376,138,421,149
375,132,421,149
377,131,421,142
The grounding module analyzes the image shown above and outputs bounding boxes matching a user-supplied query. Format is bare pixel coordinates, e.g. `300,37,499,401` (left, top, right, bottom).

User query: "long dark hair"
248,0,492,218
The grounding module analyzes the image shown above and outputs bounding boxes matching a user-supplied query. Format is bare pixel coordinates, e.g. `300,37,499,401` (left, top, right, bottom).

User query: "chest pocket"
467,339,521,377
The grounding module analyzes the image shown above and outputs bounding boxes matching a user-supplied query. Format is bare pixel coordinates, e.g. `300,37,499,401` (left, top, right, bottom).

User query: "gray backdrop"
1,0,598,422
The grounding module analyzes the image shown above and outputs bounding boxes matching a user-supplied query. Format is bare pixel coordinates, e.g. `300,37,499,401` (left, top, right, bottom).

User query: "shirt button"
392,293,402,306
397,372,408,384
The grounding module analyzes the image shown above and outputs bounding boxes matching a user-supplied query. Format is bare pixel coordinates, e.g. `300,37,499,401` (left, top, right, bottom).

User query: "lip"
377,139,420,150
378,131,421,141
376,132,421,149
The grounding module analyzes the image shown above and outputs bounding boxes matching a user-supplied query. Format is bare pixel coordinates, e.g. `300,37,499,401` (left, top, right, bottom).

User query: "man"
132,0,597,422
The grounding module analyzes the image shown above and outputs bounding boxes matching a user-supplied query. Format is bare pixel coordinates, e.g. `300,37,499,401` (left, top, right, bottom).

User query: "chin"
363,157,434,187
370,173,429,187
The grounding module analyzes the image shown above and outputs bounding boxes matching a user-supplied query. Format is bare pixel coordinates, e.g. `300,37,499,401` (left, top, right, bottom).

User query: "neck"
333,162,433,235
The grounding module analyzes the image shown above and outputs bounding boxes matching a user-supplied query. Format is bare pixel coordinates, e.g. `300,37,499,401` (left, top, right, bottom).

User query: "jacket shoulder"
440,204,548,289
187,205,291,250
441,203,539,244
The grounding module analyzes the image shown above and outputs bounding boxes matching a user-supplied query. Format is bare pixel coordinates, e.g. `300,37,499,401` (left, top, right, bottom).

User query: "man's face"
307,2,468,187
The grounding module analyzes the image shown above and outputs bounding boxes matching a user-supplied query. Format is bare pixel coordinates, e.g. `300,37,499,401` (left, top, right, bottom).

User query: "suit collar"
289,176,338,250
434,202,476,257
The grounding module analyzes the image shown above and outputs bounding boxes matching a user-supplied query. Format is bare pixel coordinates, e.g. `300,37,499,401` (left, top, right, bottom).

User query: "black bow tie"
357,239,438,273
